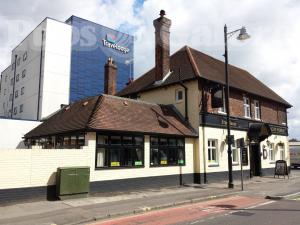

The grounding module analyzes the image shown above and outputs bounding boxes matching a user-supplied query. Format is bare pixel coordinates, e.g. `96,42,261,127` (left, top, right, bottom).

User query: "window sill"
244,116,251,119
95,166,145,170
218,111,227,115
150,164,186,167
208,163,219,167
269,161,275,164
254,118,261,121
233,162,239,166
175,100,183,104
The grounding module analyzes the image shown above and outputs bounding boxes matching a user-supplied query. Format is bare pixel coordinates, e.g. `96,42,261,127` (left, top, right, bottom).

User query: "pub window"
16,74,19,82
96,134,144,168
17,57,20,66
15,90,18,98
150,136,185,167
218,88,226,114
175,89,183,102
243,96,251,118
279,144,285,160
208,139,218,165
23,52,27,61
254,100,261,120
21,87,24,95
269,143,275,162
232,141,239,164
22,69,26,78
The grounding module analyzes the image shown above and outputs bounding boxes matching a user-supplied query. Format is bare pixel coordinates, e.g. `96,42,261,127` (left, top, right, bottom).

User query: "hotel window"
23,52,27,61
150,136,185,167
208,139,218,165
279,144,285,160
254,100,260,120
243,96,251,118
175,89,183,102
15,90,18,98
16,74,20,82
232,141,239,164
13,107,17,115
22,69,26,78
19,104,23,113
269,143,275,162
21,87,24,95
218,89,226,114
96,134,144,168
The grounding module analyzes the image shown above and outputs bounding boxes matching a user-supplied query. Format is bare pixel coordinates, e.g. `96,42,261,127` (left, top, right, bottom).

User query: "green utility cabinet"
56,167,90,200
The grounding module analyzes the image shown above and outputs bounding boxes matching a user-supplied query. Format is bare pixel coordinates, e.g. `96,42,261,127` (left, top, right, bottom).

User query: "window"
269,143,275,162
175,89,183,102
218,88,226,114
150,136,185,166
19,104,23,113
10,78,14,85
16,74,19,82
279,144,285,160
22,69,26,78
13,107,17,115
96,134,144,168
208,139,218,165
15,90,18,98
54,133,85,149
21,87,24,95
17,57,20,66
11,63,15,71
254,100,260,120
232,141,239,164
243,96,251,118
23,52,27,61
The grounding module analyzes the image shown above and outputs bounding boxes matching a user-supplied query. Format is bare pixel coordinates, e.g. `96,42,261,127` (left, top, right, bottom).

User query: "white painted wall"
0,18,72,121
0,133,195,189
0,118,41,149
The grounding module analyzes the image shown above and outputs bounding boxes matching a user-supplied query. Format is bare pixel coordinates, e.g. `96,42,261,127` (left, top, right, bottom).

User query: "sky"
0,0,299,138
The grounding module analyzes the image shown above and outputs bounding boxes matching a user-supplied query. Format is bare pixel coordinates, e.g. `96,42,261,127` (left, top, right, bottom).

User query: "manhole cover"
232,211,255,216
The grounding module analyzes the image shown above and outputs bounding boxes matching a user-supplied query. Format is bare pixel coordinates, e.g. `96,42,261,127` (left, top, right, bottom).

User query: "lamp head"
237,26,250,41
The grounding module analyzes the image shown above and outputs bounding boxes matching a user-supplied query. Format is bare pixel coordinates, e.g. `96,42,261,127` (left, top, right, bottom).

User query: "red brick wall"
204,88,287,125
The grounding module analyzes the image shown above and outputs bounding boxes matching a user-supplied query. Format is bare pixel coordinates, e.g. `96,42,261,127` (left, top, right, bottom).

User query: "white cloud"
0,0,299,138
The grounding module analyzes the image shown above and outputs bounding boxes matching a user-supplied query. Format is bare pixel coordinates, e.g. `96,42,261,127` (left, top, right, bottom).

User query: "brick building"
119,10,292,183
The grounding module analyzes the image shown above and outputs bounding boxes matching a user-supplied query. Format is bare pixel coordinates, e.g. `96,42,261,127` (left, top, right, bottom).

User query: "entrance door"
250,144,261,177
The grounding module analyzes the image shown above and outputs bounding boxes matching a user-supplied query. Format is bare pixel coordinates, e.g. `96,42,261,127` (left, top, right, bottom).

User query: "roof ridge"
185,46,201,77
102,94,159,106
86,95,104,129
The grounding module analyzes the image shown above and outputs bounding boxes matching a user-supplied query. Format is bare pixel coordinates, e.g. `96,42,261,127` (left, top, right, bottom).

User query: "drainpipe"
11,55,18,118
201,83,207,184
178,68,188,122
37,30,44,120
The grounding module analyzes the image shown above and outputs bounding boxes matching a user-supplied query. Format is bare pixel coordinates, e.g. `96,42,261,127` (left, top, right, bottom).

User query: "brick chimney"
104,57,117,95
153,9,172,82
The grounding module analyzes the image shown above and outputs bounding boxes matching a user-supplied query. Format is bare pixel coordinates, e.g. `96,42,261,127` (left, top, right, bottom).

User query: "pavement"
1,170,300,225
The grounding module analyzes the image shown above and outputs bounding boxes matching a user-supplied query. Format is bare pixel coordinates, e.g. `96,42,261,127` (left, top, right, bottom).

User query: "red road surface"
91,195,267,225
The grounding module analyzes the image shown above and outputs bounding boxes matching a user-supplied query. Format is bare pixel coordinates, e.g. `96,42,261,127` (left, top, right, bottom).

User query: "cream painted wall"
0,133,195,189
138,80,200,131
197,126,290,174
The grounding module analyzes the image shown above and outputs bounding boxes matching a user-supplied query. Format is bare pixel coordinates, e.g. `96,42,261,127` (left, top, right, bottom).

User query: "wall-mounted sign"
102,34,130,54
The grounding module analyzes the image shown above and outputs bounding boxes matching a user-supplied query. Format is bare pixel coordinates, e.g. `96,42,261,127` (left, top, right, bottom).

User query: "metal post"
224,24,234,189
240,147,244,191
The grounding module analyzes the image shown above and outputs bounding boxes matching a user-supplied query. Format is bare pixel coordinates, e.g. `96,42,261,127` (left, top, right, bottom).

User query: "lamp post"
224,25,250,189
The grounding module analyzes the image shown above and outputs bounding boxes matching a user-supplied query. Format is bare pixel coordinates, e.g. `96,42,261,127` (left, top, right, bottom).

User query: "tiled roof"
24,95,197,138
118,46,291,107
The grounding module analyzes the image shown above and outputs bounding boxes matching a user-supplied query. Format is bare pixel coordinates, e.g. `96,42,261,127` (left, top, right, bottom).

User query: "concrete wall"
0,132,195,190
0,118,41,149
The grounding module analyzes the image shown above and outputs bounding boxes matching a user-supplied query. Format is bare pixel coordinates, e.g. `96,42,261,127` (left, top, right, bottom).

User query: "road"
90,170,300,225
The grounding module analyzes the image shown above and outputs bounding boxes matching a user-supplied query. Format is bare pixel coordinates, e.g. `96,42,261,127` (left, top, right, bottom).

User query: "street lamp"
224,25,250,189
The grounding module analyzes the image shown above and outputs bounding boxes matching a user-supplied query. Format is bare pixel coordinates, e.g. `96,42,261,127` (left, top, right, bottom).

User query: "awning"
247,123,271,143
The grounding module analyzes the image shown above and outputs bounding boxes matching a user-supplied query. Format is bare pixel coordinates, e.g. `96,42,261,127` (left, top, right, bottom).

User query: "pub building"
25,10,291,193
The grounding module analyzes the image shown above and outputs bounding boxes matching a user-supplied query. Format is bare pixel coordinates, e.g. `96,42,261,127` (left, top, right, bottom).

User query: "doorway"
250,144,261,177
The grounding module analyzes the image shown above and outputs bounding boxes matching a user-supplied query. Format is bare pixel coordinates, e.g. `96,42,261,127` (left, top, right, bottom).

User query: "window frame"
254,100,261,120
150,136,185,167
207,139,219,166
243,96,251,118
175,89,184,103
218,88,226,114
19,104,23,113
269,143,275,163
232,141,239,165
95,133,145,169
